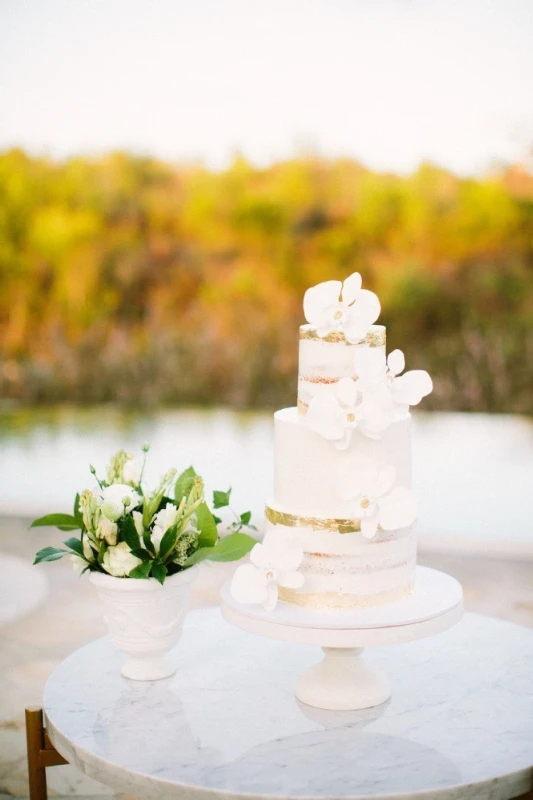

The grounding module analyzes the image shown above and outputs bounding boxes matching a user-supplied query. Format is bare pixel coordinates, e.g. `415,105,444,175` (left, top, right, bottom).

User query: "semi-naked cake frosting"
231,272,433,611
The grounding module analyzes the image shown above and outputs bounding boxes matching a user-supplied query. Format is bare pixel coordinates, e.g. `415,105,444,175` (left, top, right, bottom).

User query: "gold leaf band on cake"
265,505,361,533
299,325,386,347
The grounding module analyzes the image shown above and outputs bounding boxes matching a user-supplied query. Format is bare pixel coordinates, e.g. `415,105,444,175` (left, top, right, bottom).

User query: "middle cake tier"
272,406,411,518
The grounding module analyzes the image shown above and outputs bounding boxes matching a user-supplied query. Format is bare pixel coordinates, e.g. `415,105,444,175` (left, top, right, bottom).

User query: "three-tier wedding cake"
231,273,432,611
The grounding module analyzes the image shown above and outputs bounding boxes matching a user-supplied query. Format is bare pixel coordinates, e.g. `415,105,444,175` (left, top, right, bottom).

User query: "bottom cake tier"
265,504,416,609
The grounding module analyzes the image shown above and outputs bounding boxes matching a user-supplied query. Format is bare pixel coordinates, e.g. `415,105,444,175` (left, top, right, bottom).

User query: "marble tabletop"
44,609,533,800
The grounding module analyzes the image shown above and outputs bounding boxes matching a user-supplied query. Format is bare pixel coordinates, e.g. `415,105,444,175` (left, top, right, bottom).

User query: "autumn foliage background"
0,148,532,413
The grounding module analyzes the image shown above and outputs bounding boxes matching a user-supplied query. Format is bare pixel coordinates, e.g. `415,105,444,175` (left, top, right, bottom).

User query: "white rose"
100,484,141,522
96,516,118,545
123,457,143,487
102,542,142,577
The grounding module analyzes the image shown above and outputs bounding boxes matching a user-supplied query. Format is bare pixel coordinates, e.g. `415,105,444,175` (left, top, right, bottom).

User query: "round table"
43,609,533,800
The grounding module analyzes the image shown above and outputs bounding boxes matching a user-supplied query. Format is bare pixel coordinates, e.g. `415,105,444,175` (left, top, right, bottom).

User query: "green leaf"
184,532,256,567
130,547,152,561
175,466,197,504
213,488,231,509
121,515,141,551
151,562,168,585
158,523,178,561
196,501,218,547
240,510,252,525
97,540,106,565
63,537,84,556
30,513,82,531
73,493,81,517
213,514,222,524
129,561,152,579
33,546,67,564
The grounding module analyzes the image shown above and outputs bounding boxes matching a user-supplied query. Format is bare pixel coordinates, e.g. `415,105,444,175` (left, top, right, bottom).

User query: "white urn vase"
89,567,197,681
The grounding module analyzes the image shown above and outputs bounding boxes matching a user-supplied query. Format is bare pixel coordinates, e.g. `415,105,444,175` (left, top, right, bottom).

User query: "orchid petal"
231,563,269,606
278,570,305,590
361,515,379,539
354,288,381,325
354,348,387,388
264,582,279,611
378,486,418,530
335,376,359,408
249,542,271,569
303,281,342,325
343,314,370,344
306,394,345,441
387,349,405,377
391,370,433,406
340,272,362,304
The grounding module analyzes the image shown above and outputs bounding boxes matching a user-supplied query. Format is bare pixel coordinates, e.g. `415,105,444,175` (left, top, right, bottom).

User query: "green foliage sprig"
32,447,257,584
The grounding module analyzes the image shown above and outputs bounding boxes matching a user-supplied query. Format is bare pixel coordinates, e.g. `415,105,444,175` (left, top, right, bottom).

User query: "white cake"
267,274,431,609
231,273,433,611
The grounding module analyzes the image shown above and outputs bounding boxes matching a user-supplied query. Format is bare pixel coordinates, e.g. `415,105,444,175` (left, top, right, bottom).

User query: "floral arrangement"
231,535,304,611
303,272,381,343
32,446,257,583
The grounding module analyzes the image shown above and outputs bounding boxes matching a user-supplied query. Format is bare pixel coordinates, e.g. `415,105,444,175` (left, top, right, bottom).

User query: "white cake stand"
221,565,463,711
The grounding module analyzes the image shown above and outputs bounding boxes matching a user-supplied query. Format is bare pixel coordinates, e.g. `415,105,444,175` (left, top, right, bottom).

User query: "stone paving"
2,515,533,800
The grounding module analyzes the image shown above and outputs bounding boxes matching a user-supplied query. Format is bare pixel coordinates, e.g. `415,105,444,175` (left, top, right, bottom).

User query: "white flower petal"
387,349,405,377
278,570,305,590
343,315,371,344
306,394,346,441
361,515,379,539
354,289,381,325
150,525,165,554
335,377,358,408
378,486,418,530
231,563,269,606
340,272,362,304
303,281,342,326
249,542,271,570
132,511,144,538
391,370,433,406
264,582,279,611
372,464,397,499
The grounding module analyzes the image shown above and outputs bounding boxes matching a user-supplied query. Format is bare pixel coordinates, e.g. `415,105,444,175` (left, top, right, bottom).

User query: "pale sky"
1,0,532,175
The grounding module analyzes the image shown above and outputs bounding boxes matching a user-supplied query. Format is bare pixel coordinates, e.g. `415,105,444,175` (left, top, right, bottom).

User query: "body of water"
1,407,532,556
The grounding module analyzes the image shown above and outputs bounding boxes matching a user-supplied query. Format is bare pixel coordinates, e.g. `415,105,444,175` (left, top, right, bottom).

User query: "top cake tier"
298,324,386,414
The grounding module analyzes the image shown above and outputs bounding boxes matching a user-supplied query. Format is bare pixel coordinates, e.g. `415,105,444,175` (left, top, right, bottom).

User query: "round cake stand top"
221,566,463,647
43,609,533,800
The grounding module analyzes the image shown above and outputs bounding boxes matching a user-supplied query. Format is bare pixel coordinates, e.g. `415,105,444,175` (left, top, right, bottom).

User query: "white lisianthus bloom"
100,484,141,522
336,460,417,539
150,503,179,554
231,534,304,611
70,554,86,574
303,273,381,343
102,542,142,577
123,457,143,487
305,377,360,450
96,516,118,545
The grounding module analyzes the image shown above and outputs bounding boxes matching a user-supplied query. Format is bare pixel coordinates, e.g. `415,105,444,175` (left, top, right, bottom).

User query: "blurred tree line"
0,148,532,412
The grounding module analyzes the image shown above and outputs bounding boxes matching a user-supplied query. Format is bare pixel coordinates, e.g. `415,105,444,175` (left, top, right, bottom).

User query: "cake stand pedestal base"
221,566,463,711
296,647,390,710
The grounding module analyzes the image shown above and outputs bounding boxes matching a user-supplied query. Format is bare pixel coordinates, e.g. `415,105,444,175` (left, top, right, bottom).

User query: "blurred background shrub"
1,148,532,412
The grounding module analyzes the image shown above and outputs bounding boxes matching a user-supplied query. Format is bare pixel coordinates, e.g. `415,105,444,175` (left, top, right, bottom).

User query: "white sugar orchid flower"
354,348,433,438
303,273,380,343
305,377,360,450
231,535,304,611
336,461,417,539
